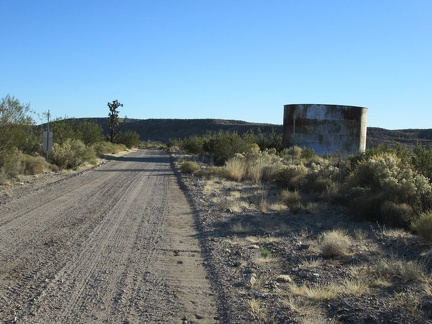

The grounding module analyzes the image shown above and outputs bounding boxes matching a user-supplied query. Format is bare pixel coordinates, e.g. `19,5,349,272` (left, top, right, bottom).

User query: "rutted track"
0,150,217,323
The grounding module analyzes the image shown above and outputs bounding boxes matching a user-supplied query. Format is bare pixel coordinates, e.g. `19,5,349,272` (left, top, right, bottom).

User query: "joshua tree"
107,100,124,143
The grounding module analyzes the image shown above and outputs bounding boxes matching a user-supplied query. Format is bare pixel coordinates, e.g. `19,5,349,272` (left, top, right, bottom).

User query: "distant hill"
88,118,283,143
62,118,432,148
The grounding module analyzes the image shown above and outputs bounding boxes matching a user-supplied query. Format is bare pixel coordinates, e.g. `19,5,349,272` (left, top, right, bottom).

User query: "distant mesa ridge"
47,118,432,148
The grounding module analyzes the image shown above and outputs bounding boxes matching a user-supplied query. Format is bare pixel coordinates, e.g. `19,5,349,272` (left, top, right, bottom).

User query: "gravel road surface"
0,150,218,323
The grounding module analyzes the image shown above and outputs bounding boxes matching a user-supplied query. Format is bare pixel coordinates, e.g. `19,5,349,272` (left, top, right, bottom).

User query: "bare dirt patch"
178,172,432,323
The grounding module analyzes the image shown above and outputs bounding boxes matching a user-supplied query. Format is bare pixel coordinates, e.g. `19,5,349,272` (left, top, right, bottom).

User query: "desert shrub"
180,135,206,155
380,202,416,228
202,131,255,165
140,141,166,150
91,142,126,156
0,148,51,182
50,139,97,169
0,95,35,156
0,148,23,182
411,210,432,242
225,148,286,183
344,154,432,225
349,144,413,171
279,146,303,162
51,118,104,145
301,161,342,194
319,229,352,258
411,145,432,181
253,128,284,151
279,189,301,209
273,164,308,190
115,130,140,148
21,155,46,175
180,161,200,174
301,147,316,159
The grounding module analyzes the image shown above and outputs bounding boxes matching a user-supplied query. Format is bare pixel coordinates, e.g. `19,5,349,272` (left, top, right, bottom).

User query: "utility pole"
43,110,53,158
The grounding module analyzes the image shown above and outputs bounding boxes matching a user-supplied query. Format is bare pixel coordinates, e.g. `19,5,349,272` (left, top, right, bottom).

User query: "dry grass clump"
231,221,253,234
225,149,285,183
225,156,246,181
179,160,200,174
289,277,369,301
194,166,231,179
299,258,324,269
356,255,428,286
248,298,268,321
353,228,368,241
285,296,324,321
318,229,352,258
411,210,432,242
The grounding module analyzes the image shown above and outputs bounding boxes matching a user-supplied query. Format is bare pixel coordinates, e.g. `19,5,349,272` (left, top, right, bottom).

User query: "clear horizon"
1,1,431,130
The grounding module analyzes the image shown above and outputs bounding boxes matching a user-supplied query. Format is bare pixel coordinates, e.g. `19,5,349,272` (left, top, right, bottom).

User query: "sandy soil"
0,150,218,323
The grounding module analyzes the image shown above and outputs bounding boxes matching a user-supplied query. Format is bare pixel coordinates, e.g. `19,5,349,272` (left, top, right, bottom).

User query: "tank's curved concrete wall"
283,104,368,155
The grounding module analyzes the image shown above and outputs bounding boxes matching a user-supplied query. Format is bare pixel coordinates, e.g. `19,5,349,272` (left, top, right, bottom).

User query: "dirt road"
0,150,218,323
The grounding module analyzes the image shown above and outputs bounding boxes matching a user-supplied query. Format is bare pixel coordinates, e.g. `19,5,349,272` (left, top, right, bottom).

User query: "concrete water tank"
283,104,368,155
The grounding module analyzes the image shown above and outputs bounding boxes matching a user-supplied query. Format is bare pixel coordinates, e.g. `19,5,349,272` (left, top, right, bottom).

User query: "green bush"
0,95,35,156
411,145,432,181
301,161,341,193
411,210,432,242
91,142,126,156
279,146,303,162
254,128,283,151
0,148,23,182
301,147,316,159
180,135,206,155
180,161,200,174
0,150,49,182
273,164,308,190
115,130,140,148
51,118,104,146
50,139,97,169
21,155,46,175
202,131,255,166
344,154,432,225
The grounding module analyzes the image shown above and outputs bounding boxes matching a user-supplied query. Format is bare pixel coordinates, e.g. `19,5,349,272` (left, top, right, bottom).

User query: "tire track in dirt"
0,150,218,323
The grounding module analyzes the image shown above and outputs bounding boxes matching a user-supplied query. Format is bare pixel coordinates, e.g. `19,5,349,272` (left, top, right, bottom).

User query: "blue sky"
1,1,431,129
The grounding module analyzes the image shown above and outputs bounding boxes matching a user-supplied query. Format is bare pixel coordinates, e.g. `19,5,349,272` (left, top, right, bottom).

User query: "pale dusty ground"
0,150,218,323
